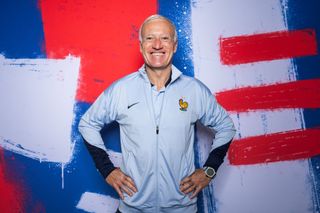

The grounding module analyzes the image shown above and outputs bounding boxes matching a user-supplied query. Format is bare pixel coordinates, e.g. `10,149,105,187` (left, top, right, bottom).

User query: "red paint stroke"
228,128,320,165
0,148,24,213
40,0,157,103
220,28,318,65
216,78,320,112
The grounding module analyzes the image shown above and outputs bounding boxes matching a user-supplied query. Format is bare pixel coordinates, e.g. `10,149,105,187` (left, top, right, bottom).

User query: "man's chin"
145,64,171,72
145,62,173,71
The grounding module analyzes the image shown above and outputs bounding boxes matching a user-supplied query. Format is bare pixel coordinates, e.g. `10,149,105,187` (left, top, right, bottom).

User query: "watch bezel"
203,166,216,178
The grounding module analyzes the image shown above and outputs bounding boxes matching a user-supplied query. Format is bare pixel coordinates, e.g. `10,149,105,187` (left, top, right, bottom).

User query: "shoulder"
102,71,141,94
177,74,211,93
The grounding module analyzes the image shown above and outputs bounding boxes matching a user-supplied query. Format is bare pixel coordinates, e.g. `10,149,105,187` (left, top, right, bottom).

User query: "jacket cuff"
204,141,232,172
82,137,116,179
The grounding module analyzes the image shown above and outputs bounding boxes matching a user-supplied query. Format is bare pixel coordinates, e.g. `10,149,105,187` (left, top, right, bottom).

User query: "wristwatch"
203,166,216,178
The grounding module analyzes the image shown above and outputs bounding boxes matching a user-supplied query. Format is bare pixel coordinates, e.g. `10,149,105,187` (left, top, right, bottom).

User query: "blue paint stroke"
282,0,320,212
194,127,207,213
158,0,194,77
0,0,45,58
3,101,121,212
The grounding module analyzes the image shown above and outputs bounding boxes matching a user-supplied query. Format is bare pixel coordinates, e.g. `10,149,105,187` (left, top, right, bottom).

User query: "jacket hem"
119,201,197,213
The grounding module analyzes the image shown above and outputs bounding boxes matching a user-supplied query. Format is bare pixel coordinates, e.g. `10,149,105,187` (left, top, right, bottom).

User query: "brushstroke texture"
40,1,157,212
0,55,80,163
0,1,45,58
220,29,317,65
282,0,320,212
0,148,25,213
40,0,157,103
191,0,313,212
76,192,119,213
229,127,320,165
216,78,320,112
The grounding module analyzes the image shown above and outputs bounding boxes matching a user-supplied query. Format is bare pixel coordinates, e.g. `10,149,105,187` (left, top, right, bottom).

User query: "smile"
151,52,166,55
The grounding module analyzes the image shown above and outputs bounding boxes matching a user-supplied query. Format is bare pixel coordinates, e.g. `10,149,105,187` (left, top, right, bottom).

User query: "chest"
117,84,198,130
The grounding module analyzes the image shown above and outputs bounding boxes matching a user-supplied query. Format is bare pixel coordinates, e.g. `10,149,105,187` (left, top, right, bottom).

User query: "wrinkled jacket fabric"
78,65,236,213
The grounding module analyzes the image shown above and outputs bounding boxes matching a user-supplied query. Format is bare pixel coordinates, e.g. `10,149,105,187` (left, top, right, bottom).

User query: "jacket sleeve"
203,141,231,172
198,82,236,172
78,83,121,179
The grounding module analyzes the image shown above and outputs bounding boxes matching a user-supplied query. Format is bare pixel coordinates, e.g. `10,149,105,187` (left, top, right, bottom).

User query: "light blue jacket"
78,65,236,213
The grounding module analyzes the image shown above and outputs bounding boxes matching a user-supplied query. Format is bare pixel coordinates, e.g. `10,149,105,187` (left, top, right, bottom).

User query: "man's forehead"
142,19,174,34
145,18,171,25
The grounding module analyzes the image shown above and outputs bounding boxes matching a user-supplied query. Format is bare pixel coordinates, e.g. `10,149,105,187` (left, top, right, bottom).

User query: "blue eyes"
144,36,172,42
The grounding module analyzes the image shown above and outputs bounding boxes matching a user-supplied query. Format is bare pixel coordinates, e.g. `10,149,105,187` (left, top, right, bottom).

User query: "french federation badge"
179,98,188,111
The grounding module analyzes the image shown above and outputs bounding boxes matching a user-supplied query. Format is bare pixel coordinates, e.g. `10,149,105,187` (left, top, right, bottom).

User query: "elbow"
78,117,86,135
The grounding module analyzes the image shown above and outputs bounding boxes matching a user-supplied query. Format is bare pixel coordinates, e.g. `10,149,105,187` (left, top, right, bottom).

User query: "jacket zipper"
150,86,166,212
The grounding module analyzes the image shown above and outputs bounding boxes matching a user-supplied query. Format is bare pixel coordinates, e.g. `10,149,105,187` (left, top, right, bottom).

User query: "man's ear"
174,42,178,53
139,42,143,53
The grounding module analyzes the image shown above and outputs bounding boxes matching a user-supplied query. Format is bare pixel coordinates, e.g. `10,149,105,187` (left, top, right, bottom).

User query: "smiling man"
78,14,236,213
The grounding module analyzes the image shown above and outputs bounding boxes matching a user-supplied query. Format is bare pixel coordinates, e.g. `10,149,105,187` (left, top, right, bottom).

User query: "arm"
78,90,116,177
78,86,137,199
203,140,231,172
180,82,236,198
199,83,236,171
82,137,116,179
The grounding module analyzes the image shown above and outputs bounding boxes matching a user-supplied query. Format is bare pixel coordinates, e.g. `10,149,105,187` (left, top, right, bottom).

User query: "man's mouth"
151,52,165,56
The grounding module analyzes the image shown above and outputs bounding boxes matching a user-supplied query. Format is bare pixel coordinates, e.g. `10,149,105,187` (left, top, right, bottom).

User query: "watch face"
207,168,214,176
205,167,216,178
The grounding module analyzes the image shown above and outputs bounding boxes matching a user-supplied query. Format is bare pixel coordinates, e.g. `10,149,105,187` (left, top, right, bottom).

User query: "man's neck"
146,66,172,91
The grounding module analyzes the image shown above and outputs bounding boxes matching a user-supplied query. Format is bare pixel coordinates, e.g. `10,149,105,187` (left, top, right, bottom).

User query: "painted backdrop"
0,0,319,212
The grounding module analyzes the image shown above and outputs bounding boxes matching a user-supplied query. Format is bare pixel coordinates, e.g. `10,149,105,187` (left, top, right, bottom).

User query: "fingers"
125,176,137,193
180,178,202,198
180,178,195,194
180,176,191,185
106,168,137,200
180,176,193,193
180,169,212,199
121,176,137,197
120,183,134,197
190,187,201,199
114,185,124,200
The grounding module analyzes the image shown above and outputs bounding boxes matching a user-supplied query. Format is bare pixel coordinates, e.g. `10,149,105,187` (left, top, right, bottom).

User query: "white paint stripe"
0,54,80,164
229,109,304,139
191,0,294,92
76,192,119,213
75,152,121,212
214,160,313,213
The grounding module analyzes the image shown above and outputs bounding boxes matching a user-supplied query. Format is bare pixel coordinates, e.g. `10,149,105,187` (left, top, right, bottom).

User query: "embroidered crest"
179,98,188,111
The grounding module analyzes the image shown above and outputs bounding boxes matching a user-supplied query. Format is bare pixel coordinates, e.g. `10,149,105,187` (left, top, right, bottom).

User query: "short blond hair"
139,14,177,42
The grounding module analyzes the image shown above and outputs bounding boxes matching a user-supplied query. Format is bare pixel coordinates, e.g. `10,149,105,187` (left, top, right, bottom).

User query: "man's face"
140,19,177,71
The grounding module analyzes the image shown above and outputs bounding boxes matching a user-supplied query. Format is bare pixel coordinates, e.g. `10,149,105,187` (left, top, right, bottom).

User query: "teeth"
152,52,164,55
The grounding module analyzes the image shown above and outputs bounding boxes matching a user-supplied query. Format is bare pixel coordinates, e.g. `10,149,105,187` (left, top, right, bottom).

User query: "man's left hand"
180,169,212,199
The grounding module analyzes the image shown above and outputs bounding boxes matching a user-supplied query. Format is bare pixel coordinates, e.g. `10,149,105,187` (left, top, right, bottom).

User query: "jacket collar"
138,64,182,86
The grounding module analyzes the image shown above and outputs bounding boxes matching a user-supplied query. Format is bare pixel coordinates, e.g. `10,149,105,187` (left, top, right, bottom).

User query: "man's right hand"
106,168,137,200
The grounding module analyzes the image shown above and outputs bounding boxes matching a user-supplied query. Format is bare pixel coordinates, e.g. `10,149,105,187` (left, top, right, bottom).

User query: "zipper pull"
156,126,159,134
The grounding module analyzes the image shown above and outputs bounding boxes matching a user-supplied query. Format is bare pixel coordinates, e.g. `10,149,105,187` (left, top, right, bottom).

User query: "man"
78,14,236,213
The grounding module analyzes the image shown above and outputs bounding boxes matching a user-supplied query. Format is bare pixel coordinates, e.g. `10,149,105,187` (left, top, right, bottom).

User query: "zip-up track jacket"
78,65,236,213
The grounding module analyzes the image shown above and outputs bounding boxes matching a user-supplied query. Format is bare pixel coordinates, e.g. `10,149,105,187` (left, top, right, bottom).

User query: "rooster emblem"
179,98,188,111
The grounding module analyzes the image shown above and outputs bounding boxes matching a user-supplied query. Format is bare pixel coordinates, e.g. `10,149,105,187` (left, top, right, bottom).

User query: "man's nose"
152,38,162,49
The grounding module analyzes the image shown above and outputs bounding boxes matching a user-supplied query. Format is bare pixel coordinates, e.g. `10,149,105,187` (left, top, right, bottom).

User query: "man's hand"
180,169,212,199
106,168,137,200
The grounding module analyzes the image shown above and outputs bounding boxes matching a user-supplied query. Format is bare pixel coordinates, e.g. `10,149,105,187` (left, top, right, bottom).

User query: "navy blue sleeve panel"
82,137,116,179
204,141,232,172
